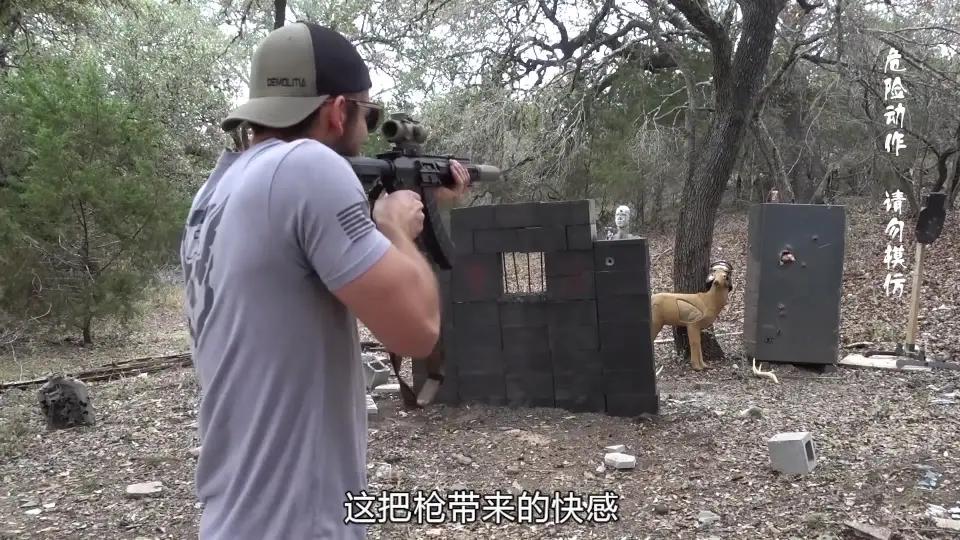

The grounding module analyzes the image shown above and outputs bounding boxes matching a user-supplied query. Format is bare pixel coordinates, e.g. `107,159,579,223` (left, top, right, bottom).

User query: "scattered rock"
653,503,669,515
36,375,95,429
188,446,201,458
698,510,721,526
934,518,960,531
24,508,41,516
603,452,636,470
843,520,894,539
504,429,551,446
604,444,626,452
452,453,472,466
739,406,763,418
635,412,657,423
373,383,400,395
125,481,163,499
918,468,941,490
374,463,403,483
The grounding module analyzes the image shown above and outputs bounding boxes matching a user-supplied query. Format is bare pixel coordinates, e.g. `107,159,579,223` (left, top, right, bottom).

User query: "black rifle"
347,114,501,409
347,113,501,270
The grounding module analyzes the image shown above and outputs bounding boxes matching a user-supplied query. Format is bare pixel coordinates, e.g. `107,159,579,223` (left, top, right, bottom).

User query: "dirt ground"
1,200,959,539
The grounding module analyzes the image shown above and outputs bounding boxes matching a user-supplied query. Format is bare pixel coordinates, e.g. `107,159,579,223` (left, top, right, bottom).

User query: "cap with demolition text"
221,22,372,132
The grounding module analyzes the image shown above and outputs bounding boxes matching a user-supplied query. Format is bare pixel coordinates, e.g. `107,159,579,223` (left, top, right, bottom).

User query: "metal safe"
743,204,847,365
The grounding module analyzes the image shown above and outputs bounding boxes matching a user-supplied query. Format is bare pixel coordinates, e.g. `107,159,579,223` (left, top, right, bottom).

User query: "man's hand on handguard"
433,159,470,203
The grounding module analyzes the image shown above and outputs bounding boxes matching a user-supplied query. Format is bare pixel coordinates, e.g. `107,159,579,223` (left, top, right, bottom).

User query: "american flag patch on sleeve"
336,201,375,242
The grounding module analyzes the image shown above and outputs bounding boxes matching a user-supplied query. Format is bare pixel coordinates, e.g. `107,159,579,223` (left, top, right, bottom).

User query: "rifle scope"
382,117,428,145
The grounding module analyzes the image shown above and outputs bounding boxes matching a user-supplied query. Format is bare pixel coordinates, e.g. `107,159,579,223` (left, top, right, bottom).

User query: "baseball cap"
221,22,373,132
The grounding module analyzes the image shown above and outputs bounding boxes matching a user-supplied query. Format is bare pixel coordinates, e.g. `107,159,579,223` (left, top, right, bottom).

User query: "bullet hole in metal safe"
780,249,795,265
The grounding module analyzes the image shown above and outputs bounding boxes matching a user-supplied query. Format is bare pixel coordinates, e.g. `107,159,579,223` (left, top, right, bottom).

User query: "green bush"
0,50,187,343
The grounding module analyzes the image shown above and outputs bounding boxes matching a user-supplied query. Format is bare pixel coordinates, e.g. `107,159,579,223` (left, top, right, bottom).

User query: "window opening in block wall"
501,252,546,297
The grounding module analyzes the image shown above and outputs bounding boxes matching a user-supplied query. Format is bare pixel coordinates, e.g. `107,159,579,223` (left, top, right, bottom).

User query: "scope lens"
381,121,398,138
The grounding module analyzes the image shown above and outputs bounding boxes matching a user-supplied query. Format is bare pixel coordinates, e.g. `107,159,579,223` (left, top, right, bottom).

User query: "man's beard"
327,120,362,157
327,137,360,157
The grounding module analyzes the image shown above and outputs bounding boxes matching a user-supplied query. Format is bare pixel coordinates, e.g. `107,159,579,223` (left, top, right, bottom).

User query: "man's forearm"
380,228,441,324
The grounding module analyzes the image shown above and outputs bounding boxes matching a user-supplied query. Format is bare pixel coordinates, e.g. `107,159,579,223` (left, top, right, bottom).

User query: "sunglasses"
351,99,382,132
323,97,381,132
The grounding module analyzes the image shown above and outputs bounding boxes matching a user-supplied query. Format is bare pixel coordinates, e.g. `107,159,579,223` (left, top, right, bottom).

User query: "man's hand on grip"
373,190,424,240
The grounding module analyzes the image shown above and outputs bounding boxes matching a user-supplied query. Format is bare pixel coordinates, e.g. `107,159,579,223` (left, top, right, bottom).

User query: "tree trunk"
751,116,795,201
274,0,287,29
673,114,752,360
779,70,823,202
809,165,837,204
81,316,93,345
653,175,665,225
948,157,960,208
671,0,784,361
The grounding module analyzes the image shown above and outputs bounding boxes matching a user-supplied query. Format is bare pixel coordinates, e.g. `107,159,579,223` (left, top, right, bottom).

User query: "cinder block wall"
413,200,659,417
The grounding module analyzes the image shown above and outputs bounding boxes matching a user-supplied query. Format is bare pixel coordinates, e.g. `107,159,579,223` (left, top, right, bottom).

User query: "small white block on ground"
366,394,378,416
603,452,636,470
374,383,400,394
605,444,626,453
126,481,163,498
767,431,817,474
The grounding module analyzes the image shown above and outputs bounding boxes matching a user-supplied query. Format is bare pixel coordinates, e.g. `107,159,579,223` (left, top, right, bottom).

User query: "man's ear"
318,96,347,136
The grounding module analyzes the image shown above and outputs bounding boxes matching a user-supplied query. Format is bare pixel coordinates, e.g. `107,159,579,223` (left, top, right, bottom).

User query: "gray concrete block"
362,354,391,391
767,431,818,474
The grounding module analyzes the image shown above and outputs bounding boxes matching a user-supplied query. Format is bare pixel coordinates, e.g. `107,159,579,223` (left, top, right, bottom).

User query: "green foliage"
86,0,239,196
0,50,186,342
362,130,391,155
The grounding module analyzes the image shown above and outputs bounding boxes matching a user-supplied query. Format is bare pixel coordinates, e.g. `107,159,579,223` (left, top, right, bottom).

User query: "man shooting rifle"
180,22,471,540
346,114,501,408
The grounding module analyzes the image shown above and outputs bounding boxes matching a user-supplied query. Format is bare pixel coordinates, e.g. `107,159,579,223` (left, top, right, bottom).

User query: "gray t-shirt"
180,138,391,539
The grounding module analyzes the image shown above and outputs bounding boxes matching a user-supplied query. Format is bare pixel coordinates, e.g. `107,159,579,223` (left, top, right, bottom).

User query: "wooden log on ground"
0,353,192,392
